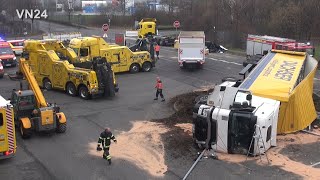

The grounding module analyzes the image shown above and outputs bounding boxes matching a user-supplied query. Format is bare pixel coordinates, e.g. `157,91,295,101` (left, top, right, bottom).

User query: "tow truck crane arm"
19,58,48,108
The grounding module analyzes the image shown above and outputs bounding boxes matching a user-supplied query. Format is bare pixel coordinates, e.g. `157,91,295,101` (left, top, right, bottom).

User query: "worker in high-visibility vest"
154,77,165,102
154,44,160,59
97,127,117,165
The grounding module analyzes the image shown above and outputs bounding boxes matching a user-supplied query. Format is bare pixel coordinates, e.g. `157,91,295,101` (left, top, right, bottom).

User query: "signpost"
102,23,109,37
173,20,180,38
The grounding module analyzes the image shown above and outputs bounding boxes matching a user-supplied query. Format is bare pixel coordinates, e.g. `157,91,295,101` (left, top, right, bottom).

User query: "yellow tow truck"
0,95,16,159
22,40,118,99
11,58,67,138
69,36,155,73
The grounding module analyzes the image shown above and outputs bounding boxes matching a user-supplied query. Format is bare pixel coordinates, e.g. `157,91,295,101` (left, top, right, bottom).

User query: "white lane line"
208,58,242,66
314,78,320,81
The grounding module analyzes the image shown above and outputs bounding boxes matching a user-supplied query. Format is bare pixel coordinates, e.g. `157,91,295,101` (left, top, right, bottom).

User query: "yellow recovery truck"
0,96,16,159
69,36,155,73
22,40,118,99
138,18,157,38
11,58,67,138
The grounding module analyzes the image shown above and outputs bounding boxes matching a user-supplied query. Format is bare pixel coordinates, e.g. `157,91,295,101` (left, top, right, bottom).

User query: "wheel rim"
68,85,75,95
80,88,87,98
144,63,151,71
132,66,138,72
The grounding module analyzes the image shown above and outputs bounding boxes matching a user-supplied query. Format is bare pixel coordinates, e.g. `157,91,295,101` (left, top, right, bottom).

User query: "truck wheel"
79,86,90,100
20,121,31,139
56,123,66,133
66,83,77,96
130,64,140,73
43,78,52,90
142,62,152,72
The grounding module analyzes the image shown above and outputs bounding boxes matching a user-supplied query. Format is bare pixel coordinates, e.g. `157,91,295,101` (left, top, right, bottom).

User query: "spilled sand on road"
218,130,320,179
88,121,169,177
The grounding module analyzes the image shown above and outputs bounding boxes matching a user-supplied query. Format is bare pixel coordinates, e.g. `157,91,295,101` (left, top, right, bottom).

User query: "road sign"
173,21,180,28
102,24,109,32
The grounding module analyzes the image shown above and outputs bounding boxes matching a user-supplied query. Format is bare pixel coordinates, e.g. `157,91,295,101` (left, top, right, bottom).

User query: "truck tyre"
20,121,31,139
66,83,77,96
43,78,52,90
130,64,140,73
56,123,66,133
142,62,152,72
78,86,90,100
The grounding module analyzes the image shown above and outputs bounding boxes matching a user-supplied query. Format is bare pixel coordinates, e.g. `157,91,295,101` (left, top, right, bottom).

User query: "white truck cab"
193,82,280,155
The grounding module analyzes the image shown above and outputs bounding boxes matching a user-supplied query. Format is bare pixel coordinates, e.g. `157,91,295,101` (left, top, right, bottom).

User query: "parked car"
0,41,17,67
154,35,176,46
205,41,228,53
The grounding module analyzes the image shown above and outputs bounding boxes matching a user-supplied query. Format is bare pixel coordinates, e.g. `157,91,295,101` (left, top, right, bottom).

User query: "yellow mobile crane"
11,59,66,138
22,40,118,99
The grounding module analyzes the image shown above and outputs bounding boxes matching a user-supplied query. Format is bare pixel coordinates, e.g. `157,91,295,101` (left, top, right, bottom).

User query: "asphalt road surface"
0,20,318,180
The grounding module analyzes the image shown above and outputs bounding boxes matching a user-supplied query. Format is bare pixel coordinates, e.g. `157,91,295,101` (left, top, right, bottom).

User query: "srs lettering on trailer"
193,50,318,155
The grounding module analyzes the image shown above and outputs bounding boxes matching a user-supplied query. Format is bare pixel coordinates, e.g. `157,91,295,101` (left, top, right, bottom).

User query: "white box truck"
178,31,205,69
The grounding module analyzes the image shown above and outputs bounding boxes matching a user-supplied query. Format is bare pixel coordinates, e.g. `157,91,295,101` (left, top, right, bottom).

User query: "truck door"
52,63,64,88
109,52,120,72
228,111,257,154
39,54,50,76
119,51,128,72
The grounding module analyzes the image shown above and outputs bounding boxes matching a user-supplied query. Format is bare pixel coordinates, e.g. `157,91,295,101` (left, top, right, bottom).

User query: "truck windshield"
18,95,35,106
0,47,13,55
72,48,79,56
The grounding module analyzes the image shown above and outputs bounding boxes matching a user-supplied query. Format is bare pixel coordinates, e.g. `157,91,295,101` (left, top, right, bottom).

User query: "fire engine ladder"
246,124,270,163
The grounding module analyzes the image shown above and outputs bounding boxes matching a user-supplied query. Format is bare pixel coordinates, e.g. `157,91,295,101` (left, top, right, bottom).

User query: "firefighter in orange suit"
154,77,165,102
155,44,160,59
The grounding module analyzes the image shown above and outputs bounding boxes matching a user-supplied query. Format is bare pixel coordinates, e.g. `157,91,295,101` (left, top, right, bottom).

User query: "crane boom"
20,58,48,108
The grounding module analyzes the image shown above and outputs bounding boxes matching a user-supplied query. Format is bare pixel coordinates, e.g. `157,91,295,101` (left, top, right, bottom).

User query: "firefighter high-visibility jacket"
98,130,116,149
155,81,163,90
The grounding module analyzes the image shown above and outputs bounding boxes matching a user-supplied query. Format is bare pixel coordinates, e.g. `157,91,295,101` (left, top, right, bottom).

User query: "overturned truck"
193,50,318,155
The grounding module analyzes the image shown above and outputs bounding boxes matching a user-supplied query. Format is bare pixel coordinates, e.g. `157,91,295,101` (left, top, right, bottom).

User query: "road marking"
170,57,177,59
314,78,320,81
208,58,242,66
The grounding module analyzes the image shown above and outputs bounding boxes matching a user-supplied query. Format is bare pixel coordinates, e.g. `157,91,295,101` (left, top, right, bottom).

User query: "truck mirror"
246,94,252,101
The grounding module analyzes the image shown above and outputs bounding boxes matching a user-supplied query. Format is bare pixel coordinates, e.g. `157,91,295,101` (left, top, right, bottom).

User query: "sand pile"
88,121,169,177
218,130,320,179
